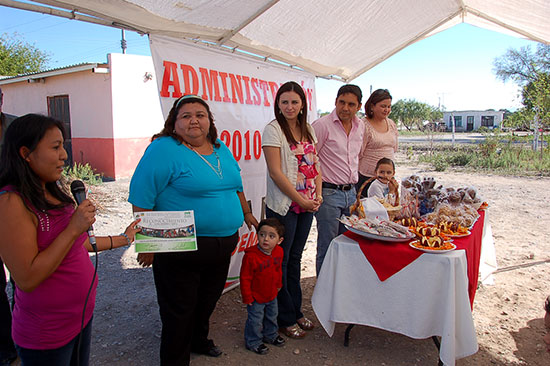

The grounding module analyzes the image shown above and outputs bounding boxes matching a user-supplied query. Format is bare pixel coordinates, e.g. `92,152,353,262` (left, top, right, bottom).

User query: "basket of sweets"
350,177,400,220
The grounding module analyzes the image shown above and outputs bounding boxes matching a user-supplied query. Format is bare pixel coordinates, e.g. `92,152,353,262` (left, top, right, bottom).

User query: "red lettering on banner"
180,64,199,95
232,130,242,161
307,87,314,111
241,76,253,105
232,230,258,255
229,74,244,104
159,60,314,108
218,72,231,103
220,130,230,147
253,131,262,159
220,129,263,161
259,80,270,107
268,81,279,104
247,231,257,249
251,78,262,105
238,233,249,252
244,131,252,160
199,67,222,102
160,61,183,98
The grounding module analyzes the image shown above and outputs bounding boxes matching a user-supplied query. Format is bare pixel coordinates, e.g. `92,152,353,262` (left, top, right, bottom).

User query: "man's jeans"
244,298,278,349
315,186,356,275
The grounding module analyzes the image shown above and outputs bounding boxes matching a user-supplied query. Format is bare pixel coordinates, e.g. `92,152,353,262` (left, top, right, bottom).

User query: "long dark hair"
364,89,392,119
153,95,220,148
273,81,314,145
0,114,74,211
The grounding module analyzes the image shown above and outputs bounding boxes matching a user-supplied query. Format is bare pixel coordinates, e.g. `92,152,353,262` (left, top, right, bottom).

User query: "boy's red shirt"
239,244,283,304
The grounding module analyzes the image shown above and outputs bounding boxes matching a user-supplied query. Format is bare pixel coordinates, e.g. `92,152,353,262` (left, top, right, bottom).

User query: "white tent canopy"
3,0,550,81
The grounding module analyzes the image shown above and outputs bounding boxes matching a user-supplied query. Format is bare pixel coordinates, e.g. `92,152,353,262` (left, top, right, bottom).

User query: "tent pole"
0,0,144,34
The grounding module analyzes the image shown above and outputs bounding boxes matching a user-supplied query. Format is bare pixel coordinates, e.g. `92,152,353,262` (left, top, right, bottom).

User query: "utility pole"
533,109,539,151
121,29,127,54
451,112,456,145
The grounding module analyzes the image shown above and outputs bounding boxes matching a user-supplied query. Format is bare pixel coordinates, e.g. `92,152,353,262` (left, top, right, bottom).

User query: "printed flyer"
134,211,197,253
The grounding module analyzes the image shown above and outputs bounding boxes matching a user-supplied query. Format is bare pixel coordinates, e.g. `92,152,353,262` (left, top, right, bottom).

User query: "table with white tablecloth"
311,212,497,366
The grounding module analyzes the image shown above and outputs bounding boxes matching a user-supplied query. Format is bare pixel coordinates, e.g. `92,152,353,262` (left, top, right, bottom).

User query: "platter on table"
409,241,456,254
446,230,471,238
345,225,413,243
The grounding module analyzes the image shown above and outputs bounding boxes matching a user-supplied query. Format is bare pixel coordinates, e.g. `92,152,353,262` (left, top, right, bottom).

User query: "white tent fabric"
12,0,550,81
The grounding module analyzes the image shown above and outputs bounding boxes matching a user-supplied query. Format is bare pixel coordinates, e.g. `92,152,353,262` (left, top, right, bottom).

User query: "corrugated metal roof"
0,62,109,85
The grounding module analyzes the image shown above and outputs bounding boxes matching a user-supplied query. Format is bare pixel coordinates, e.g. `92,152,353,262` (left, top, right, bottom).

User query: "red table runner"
343,210,485,307
343,230,422,281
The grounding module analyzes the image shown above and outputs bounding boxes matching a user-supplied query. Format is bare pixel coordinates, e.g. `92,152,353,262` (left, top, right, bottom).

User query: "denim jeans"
244,298,278,349
15,317,92,366
315,186,356,275
266,207,313,327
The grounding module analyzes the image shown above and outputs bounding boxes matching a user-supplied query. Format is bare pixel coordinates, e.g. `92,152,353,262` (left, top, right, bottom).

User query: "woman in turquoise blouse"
129,95,257,366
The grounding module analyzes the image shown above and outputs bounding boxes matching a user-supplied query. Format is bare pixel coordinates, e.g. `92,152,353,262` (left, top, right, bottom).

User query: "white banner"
150,35,317,289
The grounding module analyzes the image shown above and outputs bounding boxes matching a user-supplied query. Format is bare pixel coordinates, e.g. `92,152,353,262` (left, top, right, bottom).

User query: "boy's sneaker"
263,335,286,347
247,343,269,355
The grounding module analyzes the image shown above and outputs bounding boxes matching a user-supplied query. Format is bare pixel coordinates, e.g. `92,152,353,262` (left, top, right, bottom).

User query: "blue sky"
0,5,540,113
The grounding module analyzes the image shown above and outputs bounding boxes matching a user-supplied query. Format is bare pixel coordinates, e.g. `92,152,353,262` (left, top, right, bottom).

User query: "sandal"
297,317,315,331
279,324,306,339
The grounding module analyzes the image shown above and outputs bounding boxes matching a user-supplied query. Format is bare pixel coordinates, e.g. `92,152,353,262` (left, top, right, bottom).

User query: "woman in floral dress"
262,81,322,339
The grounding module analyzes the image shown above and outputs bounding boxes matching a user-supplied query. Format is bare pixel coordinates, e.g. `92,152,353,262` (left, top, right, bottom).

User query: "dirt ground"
10,151,549,366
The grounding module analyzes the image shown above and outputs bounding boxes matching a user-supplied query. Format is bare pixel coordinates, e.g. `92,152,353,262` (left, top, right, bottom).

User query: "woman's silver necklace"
188,144,223,179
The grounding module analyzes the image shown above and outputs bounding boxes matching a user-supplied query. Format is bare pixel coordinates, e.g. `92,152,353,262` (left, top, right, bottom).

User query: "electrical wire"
76,246,98,365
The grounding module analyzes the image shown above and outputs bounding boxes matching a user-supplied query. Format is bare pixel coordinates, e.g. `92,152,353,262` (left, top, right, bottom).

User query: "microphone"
70,180,97,251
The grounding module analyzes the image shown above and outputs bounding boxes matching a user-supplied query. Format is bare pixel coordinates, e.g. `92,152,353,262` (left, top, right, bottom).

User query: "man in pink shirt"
312,84,364,275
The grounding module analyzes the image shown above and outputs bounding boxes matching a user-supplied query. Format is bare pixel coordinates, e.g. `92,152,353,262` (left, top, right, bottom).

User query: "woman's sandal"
279,324,306,339
297,317,315,331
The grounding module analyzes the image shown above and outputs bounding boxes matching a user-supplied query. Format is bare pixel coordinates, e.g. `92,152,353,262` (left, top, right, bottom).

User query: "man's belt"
322,182,354,191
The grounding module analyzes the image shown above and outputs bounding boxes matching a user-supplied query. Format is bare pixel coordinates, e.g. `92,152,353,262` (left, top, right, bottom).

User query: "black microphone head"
70,180,87,205
70,180,85,193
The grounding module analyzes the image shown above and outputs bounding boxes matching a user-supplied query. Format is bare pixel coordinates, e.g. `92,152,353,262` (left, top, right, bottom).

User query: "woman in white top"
357,89,398,197
262,81,322,339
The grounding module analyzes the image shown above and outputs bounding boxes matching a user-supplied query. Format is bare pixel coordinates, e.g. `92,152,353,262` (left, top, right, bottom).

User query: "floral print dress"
289,141,320,214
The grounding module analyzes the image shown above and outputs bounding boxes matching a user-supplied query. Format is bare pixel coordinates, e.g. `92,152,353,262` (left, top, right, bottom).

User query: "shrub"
447,151,472,166
432,154,448,171
476,126,490,134
62,163,103,185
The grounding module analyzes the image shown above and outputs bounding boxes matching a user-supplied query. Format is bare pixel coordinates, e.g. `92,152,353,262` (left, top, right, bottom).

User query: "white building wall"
0,69,113,138
109,53,164,138
443,110,504,131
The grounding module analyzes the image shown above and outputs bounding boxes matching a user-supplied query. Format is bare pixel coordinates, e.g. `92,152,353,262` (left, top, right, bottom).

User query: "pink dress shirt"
312,110,364,185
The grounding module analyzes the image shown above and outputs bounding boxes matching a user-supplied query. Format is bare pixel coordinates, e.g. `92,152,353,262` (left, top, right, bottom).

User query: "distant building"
0,54,163,179
443,110,504,132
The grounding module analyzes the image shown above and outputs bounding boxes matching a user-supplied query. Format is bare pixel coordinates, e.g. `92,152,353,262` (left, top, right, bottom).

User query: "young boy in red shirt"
240,218,286,354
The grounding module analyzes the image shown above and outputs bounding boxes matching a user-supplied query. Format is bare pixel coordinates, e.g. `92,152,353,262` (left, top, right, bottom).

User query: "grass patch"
412,136,550,175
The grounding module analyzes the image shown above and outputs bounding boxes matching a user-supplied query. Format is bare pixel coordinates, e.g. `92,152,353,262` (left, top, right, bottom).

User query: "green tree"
502,108,534,130
389,99,433,131
0,33,50,76
493,44,550,85
522,72,550,126
494,44,550,151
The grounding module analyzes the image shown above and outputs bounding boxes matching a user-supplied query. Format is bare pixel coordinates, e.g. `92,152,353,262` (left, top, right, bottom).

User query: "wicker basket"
350,177,400,219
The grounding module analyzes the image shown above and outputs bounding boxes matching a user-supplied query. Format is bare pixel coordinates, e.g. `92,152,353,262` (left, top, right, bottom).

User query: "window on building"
481,116,494,127
448,115,462,128
454,116,462,127
47,95,72,165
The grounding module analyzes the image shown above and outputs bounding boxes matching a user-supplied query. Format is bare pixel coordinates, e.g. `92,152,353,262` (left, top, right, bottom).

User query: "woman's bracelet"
121,233,132,246
108,235,113,250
